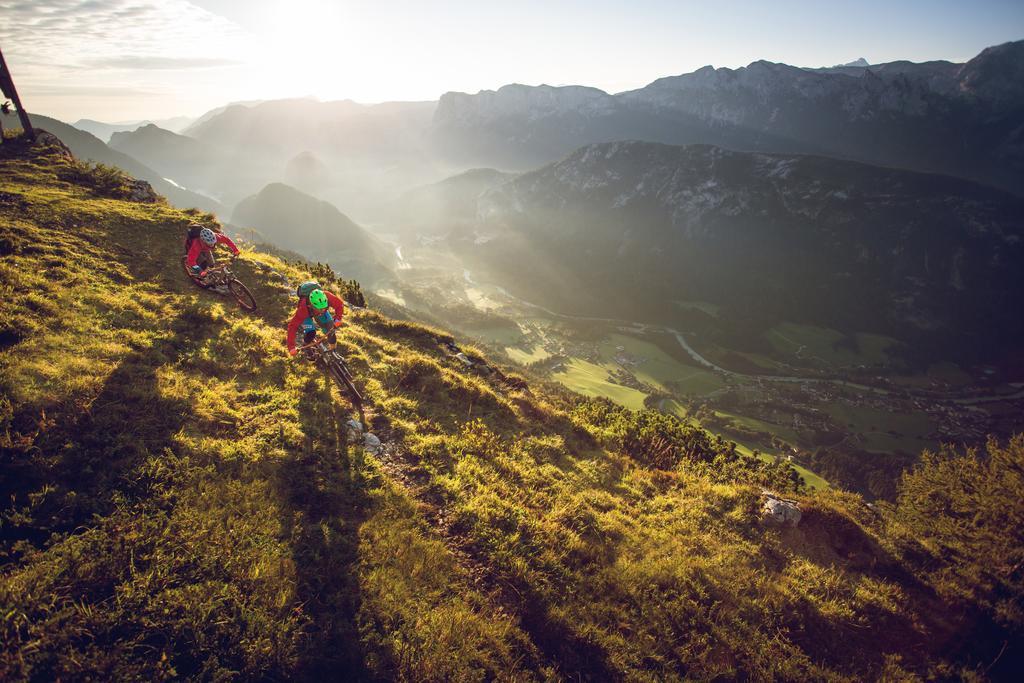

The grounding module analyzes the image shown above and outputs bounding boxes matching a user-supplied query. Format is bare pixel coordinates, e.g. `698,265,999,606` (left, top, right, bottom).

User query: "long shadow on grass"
275,374,372,680
775,506,984,677
0,306,215,554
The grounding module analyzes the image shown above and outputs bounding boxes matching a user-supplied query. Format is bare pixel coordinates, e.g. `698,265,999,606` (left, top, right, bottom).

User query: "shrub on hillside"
893,435,1024,632
55,160,133,199
309,261,365,307
572,397,804,491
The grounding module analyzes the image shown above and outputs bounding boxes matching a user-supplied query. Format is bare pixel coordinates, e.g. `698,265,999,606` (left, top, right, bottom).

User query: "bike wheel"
228,278,257,312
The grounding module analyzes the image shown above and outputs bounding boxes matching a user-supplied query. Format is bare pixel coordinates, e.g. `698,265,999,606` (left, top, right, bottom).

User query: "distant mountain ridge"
432,40,1024,193
2,111,221,212
231,182,393,284
72,116,194,141
385,167,515,236
108,124,224,198
90,39,1023,227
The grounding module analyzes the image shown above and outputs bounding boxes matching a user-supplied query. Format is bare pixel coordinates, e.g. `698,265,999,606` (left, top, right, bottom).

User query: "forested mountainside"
1,133,1022,680
461,141,1024,369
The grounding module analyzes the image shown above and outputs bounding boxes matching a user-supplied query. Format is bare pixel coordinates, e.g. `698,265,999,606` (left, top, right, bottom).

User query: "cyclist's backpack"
296,280,320,303
183,225,204,255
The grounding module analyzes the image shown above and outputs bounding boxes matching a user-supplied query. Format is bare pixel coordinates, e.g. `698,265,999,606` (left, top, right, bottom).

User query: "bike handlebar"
290,321,344,355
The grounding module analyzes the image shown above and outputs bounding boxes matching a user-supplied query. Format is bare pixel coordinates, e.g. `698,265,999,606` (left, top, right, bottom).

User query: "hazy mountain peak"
436,82,617,125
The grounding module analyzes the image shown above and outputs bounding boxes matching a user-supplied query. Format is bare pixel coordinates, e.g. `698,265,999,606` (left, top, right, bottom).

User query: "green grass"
671,299,721,317
892,361,974,389
661,402,827,490
461,323,524,346
0,136,1017,681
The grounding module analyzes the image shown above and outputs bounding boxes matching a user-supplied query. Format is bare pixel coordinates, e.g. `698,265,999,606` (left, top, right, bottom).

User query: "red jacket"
186,232,239,268
287,291,344,352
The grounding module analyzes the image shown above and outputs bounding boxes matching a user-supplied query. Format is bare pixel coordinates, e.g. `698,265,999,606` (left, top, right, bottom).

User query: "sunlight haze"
1,0,1022,121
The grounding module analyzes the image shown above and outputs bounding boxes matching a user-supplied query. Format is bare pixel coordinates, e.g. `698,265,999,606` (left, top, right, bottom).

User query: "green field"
462,324,525,346
552,358,649,411
595,333,725,395
733,443,830,490
672,299,721,317
715,410,801,445
821,403,936,453
505,344,552,365
765,322,897,368
892,361,973,389
465,286,502,311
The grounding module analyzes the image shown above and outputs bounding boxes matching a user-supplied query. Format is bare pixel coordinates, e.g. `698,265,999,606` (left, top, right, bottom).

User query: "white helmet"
199,228,217,246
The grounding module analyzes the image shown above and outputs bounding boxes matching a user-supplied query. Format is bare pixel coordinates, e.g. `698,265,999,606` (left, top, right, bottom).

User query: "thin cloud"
0,0,252,74
86,56,241,70
26,84,162,97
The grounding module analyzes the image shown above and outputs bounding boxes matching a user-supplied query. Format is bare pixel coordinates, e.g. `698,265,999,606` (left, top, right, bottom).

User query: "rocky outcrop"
126,179,159,203
761,492,802,527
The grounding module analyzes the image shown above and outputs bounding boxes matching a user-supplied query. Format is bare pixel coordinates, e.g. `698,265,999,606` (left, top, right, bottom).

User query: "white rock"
363,433,382,454
761,494,802,527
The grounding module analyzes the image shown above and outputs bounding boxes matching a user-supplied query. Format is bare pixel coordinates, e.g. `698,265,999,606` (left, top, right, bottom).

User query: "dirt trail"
367,424,618,679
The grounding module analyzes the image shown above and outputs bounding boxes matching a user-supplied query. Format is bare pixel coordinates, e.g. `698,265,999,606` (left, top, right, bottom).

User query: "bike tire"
228,278,257,312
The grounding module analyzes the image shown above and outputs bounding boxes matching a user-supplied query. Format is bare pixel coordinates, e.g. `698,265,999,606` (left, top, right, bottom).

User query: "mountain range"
65,39,1024,226
44,38,1024,373
433,40,1024,194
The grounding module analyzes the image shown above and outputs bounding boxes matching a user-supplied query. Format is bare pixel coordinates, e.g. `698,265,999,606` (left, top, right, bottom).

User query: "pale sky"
1,0,1022,123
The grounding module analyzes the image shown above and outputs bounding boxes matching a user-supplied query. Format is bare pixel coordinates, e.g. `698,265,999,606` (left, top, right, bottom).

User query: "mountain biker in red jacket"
186,226,239,281
287,285,344,357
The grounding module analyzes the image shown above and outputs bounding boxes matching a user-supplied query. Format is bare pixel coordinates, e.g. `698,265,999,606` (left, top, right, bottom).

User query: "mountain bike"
182,255,257,312
296,328,366,426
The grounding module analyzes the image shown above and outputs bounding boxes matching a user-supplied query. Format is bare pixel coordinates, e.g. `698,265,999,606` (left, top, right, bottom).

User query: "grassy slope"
0,137,1017,680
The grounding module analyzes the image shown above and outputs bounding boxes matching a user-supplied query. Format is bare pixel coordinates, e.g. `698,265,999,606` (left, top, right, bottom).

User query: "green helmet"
308,288,329,311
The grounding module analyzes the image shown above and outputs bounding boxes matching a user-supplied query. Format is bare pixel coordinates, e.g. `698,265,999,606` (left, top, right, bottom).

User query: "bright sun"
249,0,381,102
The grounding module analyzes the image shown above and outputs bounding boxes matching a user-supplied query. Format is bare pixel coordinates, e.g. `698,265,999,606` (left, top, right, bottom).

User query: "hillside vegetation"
1,134,1022,681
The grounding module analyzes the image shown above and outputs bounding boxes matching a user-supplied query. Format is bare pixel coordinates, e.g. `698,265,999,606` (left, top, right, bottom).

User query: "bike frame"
294,326,364,424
